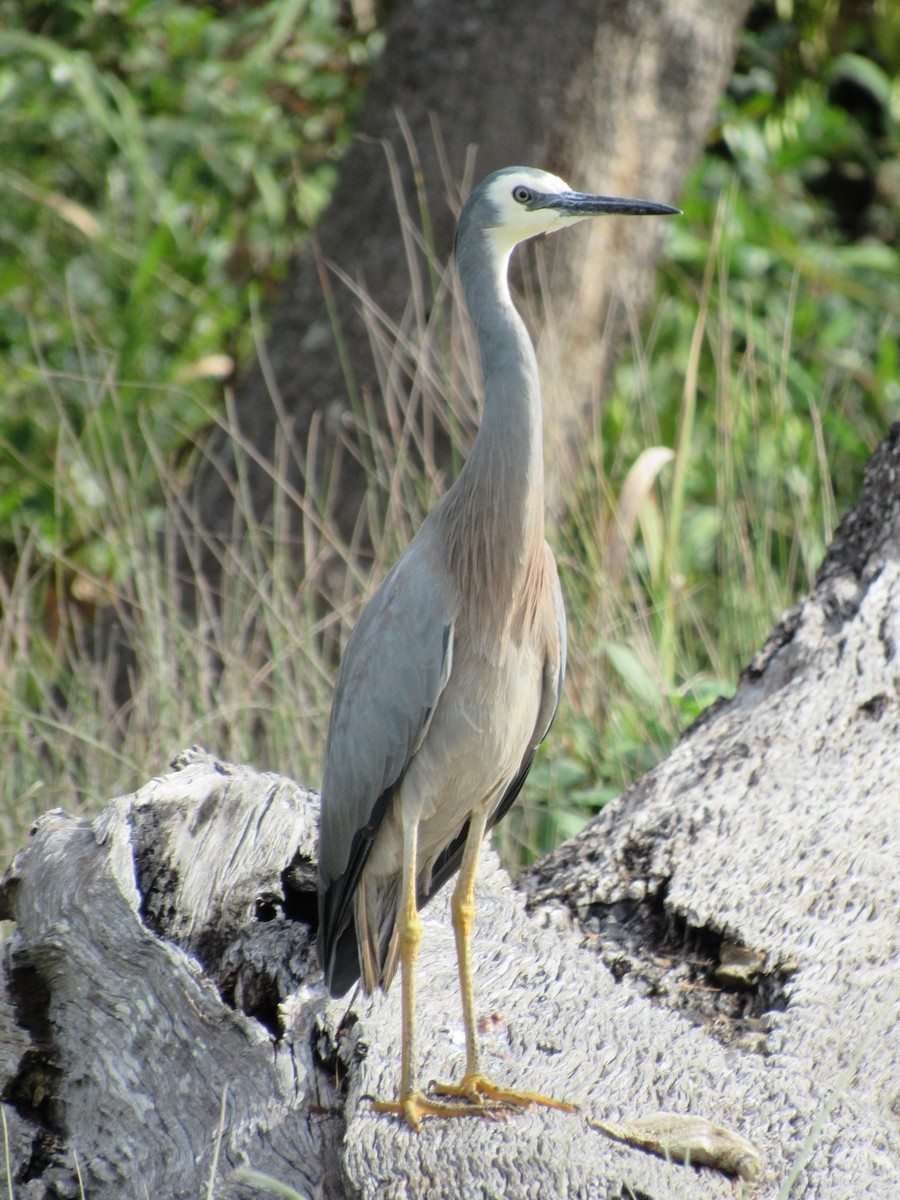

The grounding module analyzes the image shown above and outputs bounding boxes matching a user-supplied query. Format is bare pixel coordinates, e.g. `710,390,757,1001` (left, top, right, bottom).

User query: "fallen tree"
2,425,898,1198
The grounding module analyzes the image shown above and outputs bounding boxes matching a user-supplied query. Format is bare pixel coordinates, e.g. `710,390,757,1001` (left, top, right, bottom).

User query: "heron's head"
457,166,679,263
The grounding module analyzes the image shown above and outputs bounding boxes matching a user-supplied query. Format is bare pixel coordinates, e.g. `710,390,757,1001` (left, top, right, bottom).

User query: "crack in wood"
580,884,792,1052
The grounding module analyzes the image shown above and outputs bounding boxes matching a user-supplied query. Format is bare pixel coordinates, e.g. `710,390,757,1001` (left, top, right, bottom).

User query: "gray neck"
440,230,546,622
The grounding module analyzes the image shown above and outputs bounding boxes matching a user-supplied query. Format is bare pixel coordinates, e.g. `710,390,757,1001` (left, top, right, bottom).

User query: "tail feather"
380,926,401,992
357,873,379,993
355,874,401,993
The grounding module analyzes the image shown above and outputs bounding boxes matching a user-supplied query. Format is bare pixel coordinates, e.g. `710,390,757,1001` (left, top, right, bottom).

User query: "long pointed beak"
541,191,680,218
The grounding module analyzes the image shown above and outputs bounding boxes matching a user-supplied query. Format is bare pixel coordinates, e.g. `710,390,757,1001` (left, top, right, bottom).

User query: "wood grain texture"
0,753,342,1200
524,423,900,1199
2,428,899,1197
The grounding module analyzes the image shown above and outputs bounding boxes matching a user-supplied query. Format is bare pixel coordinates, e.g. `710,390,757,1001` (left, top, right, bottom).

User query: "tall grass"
497,196,852,864
0,194,852,871
3,1,895,869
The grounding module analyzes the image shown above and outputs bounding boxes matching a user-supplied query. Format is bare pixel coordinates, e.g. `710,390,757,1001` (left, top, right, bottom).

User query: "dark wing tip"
320,919,362,997
317,779,398,996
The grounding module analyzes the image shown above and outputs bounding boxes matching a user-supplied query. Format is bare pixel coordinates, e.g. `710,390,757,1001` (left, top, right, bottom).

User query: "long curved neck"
441,232,546,631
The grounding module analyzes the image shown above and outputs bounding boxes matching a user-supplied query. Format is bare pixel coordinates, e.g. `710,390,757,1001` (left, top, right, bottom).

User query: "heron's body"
349,535,559,990
317,167,677,1128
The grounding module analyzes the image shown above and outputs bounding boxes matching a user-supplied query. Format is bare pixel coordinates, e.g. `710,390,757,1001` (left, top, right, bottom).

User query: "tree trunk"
3,426,898,1199
186,0,752,580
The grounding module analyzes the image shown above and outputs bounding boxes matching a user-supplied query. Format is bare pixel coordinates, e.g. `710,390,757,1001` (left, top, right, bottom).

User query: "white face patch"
483,170,586,258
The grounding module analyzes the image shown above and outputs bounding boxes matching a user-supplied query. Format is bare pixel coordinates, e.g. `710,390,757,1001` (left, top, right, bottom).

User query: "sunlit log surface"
2,425,898,1198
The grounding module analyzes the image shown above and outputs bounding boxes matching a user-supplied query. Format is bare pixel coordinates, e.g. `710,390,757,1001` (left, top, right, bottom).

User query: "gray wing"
539,547,566,740
317,541,454,992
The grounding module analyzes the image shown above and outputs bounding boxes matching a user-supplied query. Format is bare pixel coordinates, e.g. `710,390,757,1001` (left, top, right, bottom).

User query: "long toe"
371,1091,505,1131
433,1072,578,1113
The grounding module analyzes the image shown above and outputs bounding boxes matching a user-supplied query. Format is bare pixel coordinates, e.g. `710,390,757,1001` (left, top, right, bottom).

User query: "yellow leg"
433,811,577,1114
371,815,497,1130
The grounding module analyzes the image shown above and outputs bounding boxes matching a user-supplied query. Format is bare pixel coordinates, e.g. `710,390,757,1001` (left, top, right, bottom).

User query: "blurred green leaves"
511,1,899,858
0,0,380,562
1,0,899,864
628,0,899,600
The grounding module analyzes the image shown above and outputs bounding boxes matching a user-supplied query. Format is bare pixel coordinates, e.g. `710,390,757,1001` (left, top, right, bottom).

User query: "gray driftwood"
2,427,899,1198
0,756,344,1200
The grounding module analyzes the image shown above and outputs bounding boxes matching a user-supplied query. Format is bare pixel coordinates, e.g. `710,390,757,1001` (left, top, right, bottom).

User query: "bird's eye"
512,186,532,205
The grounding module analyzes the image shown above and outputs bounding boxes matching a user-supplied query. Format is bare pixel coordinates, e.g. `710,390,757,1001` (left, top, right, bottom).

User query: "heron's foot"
433,1071,578,1113
371,1090,504,1132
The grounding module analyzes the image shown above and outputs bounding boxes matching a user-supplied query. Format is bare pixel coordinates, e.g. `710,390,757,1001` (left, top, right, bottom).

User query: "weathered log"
522,423,900,1197
2,427,899,1198
0,756,341,1200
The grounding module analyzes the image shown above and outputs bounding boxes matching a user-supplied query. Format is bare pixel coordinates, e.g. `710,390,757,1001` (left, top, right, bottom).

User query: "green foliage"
0,0,379,568
1,0,899,867
502,0,900,863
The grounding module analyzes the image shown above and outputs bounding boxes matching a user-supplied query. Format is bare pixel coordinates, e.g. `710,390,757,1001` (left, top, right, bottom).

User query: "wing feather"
317,540,455,994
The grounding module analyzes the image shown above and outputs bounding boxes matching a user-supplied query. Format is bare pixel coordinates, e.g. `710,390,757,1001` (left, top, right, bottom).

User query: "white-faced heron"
318,166,678,1130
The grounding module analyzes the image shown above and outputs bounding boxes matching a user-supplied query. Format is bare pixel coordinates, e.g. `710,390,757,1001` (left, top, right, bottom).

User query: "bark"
186,0,752,576
2,427,899,1198
0,754,339,1200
